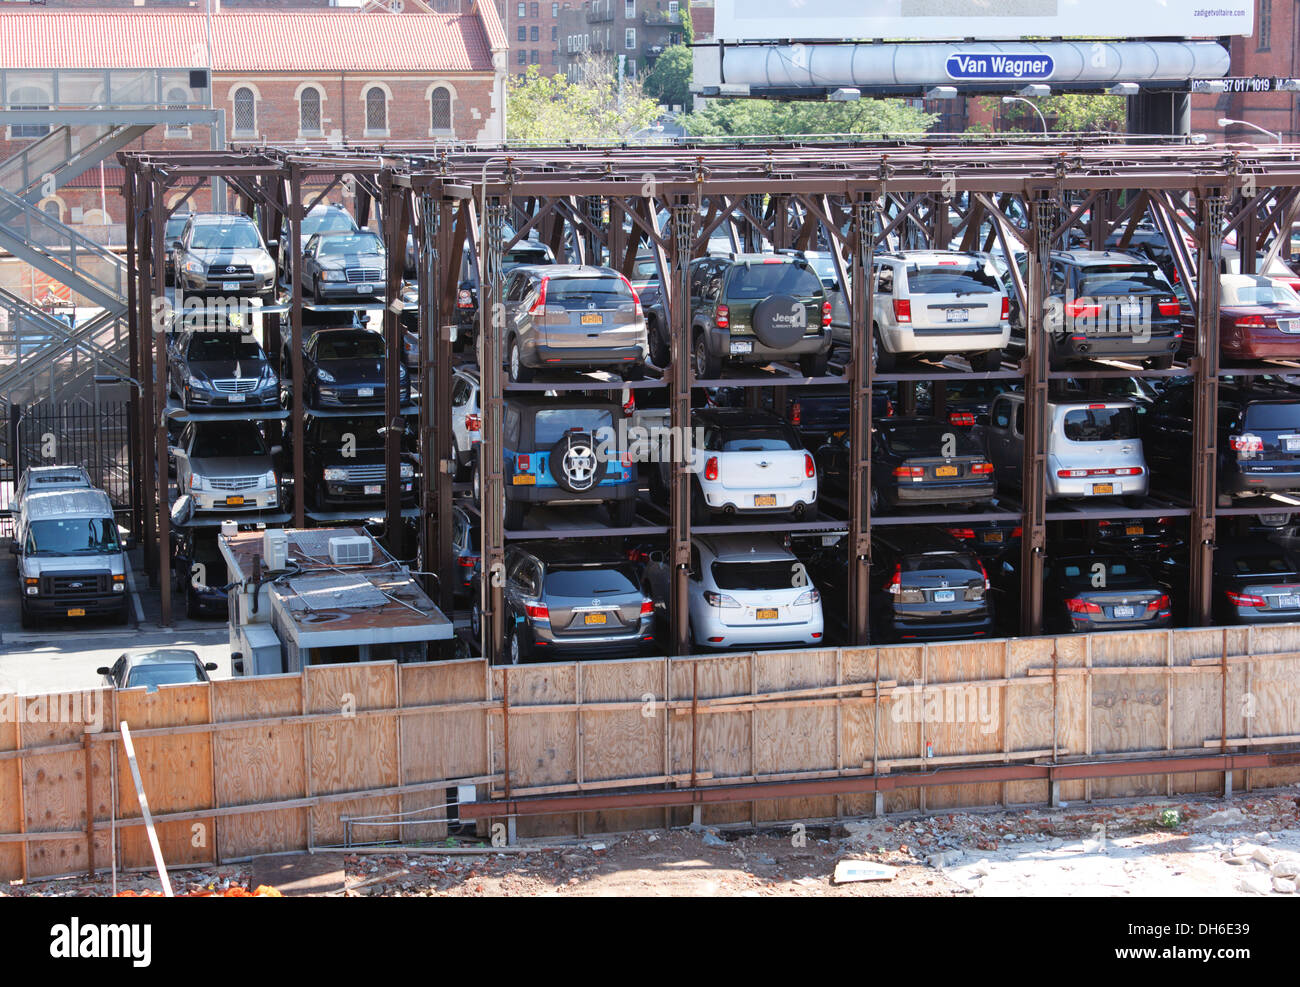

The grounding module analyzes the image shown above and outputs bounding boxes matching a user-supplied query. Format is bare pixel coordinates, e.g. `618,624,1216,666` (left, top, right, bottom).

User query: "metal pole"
152,179,171,626
431,192,457,614
289,163,306,529
381,173,409,553
669,198,694,656
479,196,506,665
848,195,877,645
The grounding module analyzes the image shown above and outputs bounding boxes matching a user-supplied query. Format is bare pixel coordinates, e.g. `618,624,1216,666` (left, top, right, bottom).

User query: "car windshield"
727,262,821,299
166,216,190,238
881,424,982,456
192,425,267,458
504,247,551,269
545,565,639,597
128,663,202,687
901,551,979,574
1058,560,1152,588
1243,402,1300,431
191,222,261,250
710,424,797,452
26,517,120,555
1227,553,1297,576
187,334,263,362
905,259,1000,294
1224,279,1300,307
534,409,613,446
711,559,810,591
544,277,631,306
1061,407,1139,441
1079,265,1168,294
318,233,383,256
632,257,661,282
304,210,357,236
316,333,384,360
316,418,385,447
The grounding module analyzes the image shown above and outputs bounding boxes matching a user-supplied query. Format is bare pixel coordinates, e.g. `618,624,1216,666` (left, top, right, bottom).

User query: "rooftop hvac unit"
329,535,373,566
263,529,289,571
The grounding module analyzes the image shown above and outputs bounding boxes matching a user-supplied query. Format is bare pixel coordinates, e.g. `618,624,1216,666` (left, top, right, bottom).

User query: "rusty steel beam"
382,174,410,554
288,162,306,530
669,198,695,657
479,196,506,666
848,196,877,646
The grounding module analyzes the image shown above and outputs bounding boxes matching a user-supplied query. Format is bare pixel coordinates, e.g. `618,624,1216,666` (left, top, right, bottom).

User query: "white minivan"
986,393,1148,503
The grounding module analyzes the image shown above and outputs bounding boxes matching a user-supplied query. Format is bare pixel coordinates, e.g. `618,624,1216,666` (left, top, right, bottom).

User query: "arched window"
10,84,51,139
300,87,322,135
165,87,190,138
41,199,61,220
233,86,256,136
364,86,387,135
430,87,452,133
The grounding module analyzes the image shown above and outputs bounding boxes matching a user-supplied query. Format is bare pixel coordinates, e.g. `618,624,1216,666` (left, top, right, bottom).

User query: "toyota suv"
871,250,1010,372
680,254,833,378
477,395,639,529
173,212,277,301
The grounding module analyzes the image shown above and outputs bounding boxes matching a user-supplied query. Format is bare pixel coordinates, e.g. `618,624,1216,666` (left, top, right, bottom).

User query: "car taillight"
516,454,531,472
893,298,911,323
466,413,481,432
715,304,729,329
1066,598,1102,614
524,602,550,620
623,394,635,417
971,462,994,475
618,273,643,317
977,558,990,590
1235,315,1267,327
893,466,924,478
790,401,801,425
948,411,975,427
946,528,975,540
704,456,719,481
1230,434,1264,453
1065,299,1101,319
457,289,473,308
1226,590,1266,608
457,556,477,567
1157,298,1180,317
529,277,549,316
822,301,832,327
887,564,902,595
805,453,815,478
1146,594,1170,612
639,599,654,616
1000,296,1009,321
1011,526,1023,538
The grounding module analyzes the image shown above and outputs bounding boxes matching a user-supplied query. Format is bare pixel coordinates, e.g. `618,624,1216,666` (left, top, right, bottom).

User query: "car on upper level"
281,413,416,514
171,419,280,514
867,416,996,512
173,212,277,301
168,329,279,411
287,327,409,410
453,238,559,353
1210,274,1300,362
300,229,388,304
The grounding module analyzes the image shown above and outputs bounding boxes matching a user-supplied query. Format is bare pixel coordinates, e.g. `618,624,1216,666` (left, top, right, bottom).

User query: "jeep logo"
769,310,805,328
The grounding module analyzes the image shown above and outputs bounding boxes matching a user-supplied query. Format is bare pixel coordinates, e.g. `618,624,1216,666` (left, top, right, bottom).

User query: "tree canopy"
682,97,936,138
642,45,693,109
507,57,661,143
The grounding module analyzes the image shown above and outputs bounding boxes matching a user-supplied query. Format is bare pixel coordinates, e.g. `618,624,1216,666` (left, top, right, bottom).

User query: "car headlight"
259,367,278,386
190,474,209,491
323,468,348,481
187,374,209,390
263,470,277,486
322,270,346,282
316,368,336,383
400,463,414,479
252,255,275,274
183,260,205,274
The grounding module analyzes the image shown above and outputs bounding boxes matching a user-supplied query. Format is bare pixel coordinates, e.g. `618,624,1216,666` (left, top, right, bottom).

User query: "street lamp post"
1218,117,1283,144
1002,95,1048,134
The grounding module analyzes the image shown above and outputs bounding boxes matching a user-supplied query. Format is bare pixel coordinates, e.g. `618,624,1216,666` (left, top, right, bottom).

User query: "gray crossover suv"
173,212,277,301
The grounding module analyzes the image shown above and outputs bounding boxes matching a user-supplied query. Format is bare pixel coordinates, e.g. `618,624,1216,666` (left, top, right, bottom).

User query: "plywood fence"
4,624,1300,880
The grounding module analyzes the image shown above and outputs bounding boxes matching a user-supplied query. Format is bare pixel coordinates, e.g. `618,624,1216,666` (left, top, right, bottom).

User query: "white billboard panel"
713,0,1254,42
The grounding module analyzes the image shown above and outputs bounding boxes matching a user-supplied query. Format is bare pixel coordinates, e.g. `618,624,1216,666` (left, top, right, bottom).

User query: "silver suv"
174,212,277,301
871,250,1010,372
502,264,649,383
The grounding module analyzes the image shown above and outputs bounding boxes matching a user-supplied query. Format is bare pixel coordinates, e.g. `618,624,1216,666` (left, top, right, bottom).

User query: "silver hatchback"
502,264,649,382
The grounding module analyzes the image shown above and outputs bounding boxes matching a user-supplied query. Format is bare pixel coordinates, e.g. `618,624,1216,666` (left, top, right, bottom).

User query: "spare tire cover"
549,432,603,493
751,294,808,349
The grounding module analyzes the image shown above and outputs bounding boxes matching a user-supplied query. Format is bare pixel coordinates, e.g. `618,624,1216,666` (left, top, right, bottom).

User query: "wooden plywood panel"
116,684,215,871
312,795,400,846
401,660,490,788
219,808,308,860
1004,638,1061,805
1090,671,1168,798
923,642,1003,809
1090,629,1168,667
874,645,923,813
305,664,398,801
0,711,22,882
667,655,752,826
401,659,489,706
838,647,880,818
1238,626,1300,788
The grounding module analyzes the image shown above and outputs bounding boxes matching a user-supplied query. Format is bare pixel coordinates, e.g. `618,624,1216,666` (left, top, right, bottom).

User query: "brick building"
556,0,686,83
1191,0,1300,142
0,4,507,229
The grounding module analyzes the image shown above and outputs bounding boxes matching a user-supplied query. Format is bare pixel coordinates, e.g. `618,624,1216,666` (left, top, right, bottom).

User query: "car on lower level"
1035,551,1172,634
171,419,280,514
868,528,995,643
1212,538,1300,625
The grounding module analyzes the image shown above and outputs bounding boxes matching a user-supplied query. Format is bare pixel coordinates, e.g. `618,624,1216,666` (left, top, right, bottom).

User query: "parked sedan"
868,416,995,512
301,230,388,304
168,329,279,410
97,649,217,689
296,328,408,409
1040,552,1172,634
1213,538,1300,625
171,419,280,514
869,527,994,643
1214,274,1300,361
173,212,276,301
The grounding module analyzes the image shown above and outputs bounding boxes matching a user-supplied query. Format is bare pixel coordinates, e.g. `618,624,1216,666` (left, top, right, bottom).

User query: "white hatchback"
682,408,819,520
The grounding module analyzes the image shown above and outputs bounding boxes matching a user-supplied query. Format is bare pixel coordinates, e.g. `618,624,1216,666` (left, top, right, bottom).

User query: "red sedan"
1218,274,1300,361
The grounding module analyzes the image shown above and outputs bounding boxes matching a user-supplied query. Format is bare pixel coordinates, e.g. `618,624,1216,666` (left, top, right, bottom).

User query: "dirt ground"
8,789,1300,897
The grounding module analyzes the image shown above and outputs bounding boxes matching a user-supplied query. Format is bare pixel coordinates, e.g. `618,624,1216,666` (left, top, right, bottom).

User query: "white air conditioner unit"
329,535,373,566
263,529,289,571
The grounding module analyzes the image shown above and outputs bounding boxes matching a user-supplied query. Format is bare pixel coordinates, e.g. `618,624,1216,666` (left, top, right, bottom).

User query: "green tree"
507,56,661,143
643,45,693,109
983,93,1125,133
681,3,693,44
682,97,936,138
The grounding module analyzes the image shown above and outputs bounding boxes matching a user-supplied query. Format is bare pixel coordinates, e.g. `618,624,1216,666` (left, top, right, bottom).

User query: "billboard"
712,0,1254,43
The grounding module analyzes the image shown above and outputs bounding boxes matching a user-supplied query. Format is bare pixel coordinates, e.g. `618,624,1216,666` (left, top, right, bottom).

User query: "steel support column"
381,174,410,553
669,199,695,657
136,166,158,587
848,196,878,646
288,163,306,530
151,178,171,626
479,197,506,665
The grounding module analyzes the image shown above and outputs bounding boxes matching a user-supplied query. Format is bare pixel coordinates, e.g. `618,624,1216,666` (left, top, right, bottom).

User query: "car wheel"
505,625,527,666
186,591,199,620
693,332,721,380
973,349,1003,373
648,318,670,367
800,501,819,522
115,600,130,626
872,328,896,373
869,484,882,515
470,597,482,640
508,337,535,384
799,352,829,378
621,361,646,381
450,438,466,482
312,279,324,305
19,604,34,631
1147,353,1174,370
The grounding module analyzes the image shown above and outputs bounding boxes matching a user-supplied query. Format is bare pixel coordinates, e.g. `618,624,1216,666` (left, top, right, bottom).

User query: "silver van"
12,488,129,629
986,393,1148,503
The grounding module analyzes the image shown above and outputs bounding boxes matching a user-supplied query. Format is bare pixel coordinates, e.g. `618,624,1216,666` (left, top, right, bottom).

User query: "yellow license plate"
584,613,607,625
1125,525,1144,535
935,466,958,477
756,608,778,620
66,608,86,617
754,494,777,507
581,313,603,325
1092,483,1114,495
225,495,245,506
983,531,1003,543
512,474,536,485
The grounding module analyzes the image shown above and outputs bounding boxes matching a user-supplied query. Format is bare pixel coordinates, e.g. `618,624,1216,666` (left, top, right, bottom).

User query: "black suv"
1009,250,1182,369
281,413,417,513
470,543,656,663
1142,380,1300,500
478,395,639,529
659,254,832,379
868,527,994,643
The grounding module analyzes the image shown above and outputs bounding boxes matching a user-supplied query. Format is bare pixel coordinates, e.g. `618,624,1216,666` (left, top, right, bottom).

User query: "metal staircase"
0,122,152,205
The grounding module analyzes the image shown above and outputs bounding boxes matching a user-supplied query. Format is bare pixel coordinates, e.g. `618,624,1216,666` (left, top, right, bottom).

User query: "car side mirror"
204,662,218,672
266,239,278,248
96,666,111,677
231,652,245,676
171,239,183,251
168,446,183,458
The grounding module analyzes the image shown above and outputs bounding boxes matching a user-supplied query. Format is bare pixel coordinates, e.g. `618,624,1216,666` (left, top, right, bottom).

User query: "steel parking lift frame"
120,138,1300,647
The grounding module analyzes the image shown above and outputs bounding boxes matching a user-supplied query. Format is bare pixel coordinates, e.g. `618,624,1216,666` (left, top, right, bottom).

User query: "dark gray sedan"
168,329,279,410
301,230,388,303
98,649,218,689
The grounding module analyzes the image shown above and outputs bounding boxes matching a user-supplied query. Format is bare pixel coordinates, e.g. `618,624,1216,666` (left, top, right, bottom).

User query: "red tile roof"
0,10,497,73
